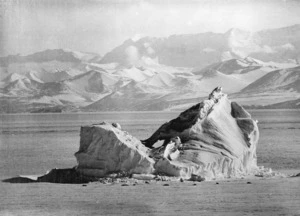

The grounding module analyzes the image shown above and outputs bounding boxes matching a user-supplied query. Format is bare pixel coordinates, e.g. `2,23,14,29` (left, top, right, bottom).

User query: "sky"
1,0,300,56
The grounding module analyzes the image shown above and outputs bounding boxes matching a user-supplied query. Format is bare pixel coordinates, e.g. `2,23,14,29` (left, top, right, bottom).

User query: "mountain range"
0,25,299,113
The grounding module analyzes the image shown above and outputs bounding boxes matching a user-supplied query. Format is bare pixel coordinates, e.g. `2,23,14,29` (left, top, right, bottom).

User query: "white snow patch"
114,67,153,82
203,47,216,53
280,43,295,50
142,71,175,87
2,73,27,83
131,34,144,42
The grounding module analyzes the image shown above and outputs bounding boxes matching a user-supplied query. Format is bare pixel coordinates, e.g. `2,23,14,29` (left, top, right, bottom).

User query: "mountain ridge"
99,25,300,68
0,25,299,113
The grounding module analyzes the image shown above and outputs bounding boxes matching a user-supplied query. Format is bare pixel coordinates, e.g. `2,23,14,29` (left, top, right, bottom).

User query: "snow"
30,96,64,105
67,71,101,90
24,69,74,83
2,73,27,83
262,61,298,69
76,92,260,180
142,71,175,87
1,56,299,111
76,123,155,177
199,71,249,93
131,34,144,42
202,47,216,53
1,24,300,112
232,68,271,84
88,63,118,72
140,56,159,66
26,71,44,83
242,66,300,93
99,71,119,86
114,67,154,82
3,77,37,96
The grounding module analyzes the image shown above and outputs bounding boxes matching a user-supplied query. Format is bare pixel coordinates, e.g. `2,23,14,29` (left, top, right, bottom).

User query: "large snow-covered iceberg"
75,88,259,180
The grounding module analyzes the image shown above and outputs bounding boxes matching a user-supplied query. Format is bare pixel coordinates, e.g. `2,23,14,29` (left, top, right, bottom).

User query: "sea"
0,110,299,178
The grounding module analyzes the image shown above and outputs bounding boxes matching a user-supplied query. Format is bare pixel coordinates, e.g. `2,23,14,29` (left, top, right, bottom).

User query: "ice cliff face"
75,90,259,180
75,124,155,177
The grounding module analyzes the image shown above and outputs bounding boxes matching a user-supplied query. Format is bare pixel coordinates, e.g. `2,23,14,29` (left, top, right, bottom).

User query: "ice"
76,89,260,180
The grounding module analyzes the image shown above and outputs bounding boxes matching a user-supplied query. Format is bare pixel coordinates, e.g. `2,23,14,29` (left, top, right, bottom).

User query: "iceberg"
75,87,260,180
4,87,262,183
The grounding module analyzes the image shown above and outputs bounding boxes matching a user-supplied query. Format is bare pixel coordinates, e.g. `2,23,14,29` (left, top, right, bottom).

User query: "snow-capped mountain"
241,66,300,93
0,49,101,78
0,49,100,65
83,57,283,111
193,57,273,75
0,25,300,113
99,25,300,69
231,66,300,106
3,77,40,96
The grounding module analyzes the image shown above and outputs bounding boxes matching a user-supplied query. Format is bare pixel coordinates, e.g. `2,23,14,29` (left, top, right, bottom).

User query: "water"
0,110,299,177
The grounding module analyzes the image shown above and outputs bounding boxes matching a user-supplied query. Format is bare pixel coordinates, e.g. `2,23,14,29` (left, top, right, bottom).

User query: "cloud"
125,45,140,65
1,0,300,56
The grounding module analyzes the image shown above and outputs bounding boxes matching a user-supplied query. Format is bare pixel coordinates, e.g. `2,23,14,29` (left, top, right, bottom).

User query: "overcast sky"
1,0,300,56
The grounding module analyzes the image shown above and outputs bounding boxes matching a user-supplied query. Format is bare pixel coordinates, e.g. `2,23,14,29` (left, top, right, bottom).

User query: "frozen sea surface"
0,110,299,177
0,110,299,216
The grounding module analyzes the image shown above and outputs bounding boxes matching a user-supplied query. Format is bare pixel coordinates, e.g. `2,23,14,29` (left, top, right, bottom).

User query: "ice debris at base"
75,88,262,180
